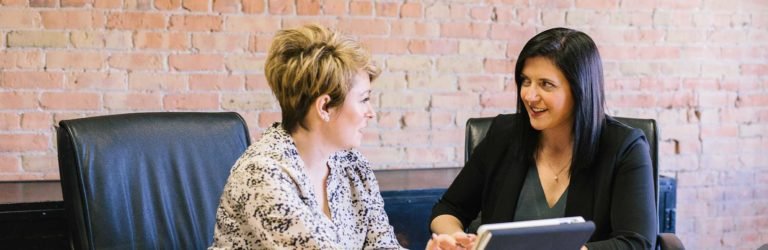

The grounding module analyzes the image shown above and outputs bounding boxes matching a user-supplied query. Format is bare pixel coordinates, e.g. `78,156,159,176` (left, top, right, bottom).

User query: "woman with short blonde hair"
210,24,401,250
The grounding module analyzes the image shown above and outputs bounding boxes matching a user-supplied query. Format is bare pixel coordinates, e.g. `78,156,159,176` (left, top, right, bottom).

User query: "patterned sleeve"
348,151,404,250
210,159,339,250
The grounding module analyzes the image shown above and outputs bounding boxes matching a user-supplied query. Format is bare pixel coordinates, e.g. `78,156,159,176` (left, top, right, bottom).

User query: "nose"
523,86,539,102
366,103,376,119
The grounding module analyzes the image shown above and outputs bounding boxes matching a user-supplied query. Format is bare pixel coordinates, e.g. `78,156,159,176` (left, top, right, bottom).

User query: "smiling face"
324,70,376,149
520,56,575,133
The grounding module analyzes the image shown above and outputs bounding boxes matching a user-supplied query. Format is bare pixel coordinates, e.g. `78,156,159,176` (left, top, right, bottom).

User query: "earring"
321,114,330,122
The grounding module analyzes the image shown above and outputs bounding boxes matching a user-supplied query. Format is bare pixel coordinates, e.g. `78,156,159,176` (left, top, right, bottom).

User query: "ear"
314,94,332,122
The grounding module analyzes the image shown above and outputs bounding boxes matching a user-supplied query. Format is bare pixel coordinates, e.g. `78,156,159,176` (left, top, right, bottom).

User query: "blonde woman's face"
326,70,376,149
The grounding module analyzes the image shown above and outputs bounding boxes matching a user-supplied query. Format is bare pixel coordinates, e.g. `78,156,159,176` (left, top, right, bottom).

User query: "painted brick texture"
0,0,766,248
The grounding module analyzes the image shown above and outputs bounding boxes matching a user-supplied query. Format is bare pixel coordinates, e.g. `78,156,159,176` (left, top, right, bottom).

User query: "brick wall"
0,0,766,249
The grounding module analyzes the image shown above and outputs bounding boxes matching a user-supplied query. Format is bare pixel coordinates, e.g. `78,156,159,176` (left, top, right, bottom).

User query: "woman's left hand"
425,232,476,250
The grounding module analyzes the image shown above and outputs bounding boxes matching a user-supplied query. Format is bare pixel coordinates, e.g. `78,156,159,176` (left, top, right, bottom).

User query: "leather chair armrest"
658,233,685,250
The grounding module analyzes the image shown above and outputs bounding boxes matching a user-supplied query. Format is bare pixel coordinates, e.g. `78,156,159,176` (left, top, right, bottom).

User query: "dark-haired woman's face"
520,56,574,133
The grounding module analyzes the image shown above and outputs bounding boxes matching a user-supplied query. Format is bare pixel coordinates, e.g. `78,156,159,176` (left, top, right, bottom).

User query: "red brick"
169,15,222,32
189,74,244,90
21,112,51,130
375,111,401,129
1,72,64,89
403,111,429,129
163,93,219,110
375,2,399,17
338,19,388,36
0,113,21,130
128,72,187,90
322,0,345,15
656,91,696,108
41,10,104,29
381,130,429,146
135,31,189,50
391,20,440,37
490,23,536,40
182,0,208,11
360,38,408,54
226,55,266,72
257,111,281,129
0,134,48,151
67,72,126,90
192,33,248,52
380,92,429,109
741,64,768,75
441,22,489,38
22,154,57,172
0,9,40,29
249,35,273,53
350,0,373,16
40,92,100,110
94,0,121,8
469,6,494,21
400,3,421,18
30,0,56,7
358,147,403,166
425,3,449,19
406,147,455,164
432,93,479,110
104,92,162,110
245,74,270,90
432,128,464,146
0,0,27,6
0,51,44,69
224,16,281,33
451,4,470,20
46,51,105,70
213,0,238,12
242,0,265,13
437,56,483,73
106,12,165,30
460,75,504,92
484,59,515,74
108,53,164,71
408,39,457,55
0,155,21,173
123,0,153,9
155,0,181,9
169,54,224,71
737,93,768,107
0,92,38,109
221,92,275,110
657,0,701,9
575,0,617,9
7,31,69,48
296,0,320,15
268,0,293,14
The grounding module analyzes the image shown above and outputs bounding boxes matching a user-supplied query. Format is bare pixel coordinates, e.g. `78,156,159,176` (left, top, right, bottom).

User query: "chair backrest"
464,115,660,221
57,112,251,250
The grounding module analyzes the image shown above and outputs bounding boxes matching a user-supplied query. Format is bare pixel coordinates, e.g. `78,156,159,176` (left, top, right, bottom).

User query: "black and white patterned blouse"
209,123,402,249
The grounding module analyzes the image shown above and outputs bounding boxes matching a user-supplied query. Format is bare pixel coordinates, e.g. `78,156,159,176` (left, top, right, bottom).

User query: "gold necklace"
548,161,570,183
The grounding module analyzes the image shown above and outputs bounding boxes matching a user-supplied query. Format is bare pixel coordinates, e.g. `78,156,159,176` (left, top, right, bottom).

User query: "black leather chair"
57,112,251,250
465,115,684,250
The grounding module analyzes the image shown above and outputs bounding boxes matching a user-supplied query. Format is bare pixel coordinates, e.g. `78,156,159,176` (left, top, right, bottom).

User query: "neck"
291,127,334,170
539,124,573,155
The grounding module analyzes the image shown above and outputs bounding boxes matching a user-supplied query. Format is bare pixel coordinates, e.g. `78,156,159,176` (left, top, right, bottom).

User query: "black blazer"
432,114,657,249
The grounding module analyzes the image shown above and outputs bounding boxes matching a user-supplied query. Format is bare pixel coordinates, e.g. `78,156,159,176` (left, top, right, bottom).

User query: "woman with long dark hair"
429,28,656,250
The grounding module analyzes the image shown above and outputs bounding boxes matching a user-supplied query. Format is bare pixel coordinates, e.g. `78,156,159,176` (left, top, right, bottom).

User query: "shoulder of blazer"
480,113,523,156
602,117,647,154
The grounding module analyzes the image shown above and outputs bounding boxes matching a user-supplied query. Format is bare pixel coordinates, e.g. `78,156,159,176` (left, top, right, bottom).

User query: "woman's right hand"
425,232,477,250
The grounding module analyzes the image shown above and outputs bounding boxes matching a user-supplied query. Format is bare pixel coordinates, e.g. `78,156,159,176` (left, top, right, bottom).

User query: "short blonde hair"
265,24,380,133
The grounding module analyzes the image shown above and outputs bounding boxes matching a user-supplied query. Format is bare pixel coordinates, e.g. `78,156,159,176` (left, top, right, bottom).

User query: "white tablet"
474,216,595,250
